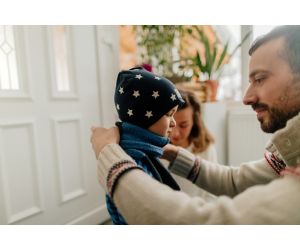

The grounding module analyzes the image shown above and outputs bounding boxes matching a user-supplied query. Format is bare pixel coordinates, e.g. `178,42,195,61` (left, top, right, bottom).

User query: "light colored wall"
203,101,271,166
202,102,228,164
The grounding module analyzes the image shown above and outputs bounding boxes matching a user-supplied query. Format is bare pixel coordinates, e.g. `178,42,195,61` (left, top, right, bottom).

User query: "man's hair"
249,25,300,74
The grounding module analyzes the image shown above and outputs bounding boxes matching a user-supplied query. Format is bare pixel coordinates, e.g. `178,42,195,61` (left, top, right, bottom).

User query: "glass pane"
52,26,71,92
214,25,242,101
0,25,20,90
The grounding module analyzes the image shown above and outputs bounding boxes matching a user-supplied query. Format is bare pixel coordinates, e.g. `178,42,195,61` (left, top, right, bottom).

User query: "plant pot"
176,81,209,103
205,79,219,102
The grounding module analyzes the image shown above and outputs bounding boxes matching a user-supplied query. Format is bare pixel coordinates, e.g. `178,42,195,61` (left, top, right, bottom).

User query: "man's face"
243,37,300,133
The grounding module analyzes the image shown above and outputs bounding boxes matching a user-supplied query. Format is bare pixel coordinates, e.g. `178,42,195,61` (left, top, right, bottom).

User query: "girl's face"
170,106,194,148
148,106,178,137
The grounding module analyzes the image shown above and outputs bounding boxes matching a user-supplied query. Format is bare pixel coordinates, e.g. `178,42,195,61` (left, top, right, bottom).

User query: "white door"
0,25,118,224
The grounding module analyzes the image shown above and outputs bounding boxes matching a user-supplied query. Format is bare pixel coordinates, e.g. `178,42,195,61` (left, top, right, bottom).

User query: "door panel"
0,25,115,224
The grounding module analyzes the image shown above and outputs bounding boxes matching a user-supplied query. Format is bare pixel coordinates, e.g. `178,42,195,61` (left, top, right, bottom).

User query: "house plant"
135,25,192,83
136,26,182,78
180,26,251,102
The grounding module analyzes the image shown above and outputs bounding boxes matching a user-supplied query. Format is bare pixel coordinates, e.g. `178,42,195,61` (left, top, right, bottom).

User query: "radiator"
227,109,271,166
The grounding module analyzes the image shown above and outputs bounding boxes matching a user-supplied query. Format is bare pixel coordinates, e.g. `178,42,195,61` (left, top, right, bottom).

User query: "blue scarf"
105,122,179,225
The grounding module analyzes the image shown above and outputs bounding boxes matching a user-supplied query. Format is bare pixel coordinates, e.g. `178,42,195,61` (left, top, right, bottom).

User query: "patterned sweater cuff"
168,147,196,178
97,144,135,192
266,113,300,166
268,112,300,167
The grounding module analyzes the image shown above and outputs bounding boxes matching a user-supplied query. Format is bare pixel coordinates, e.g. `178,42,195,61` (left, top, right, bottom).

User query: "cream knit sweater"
96,113,300,224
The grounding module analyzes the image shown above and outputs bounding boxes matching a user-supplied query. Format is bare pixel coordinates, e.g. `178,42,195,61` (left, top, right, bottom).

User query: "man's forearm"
112,164,298,224
97,143,137,195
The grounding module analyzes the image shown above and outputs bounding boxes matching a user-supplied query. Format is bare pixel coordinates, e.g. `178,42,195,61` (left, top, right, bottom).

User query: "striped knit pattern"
106,160,142,198
264,151,286,175
169,148,195,178
187,157,201,183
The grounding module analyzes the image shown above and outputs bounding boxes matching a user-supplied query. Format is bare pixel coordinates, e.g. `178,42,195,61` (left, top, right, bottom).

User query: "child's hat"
114,67,185,128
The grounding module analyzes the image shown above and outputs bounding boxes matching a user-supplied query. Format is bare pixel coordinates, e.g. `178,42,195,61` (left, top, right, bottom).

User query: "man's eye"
255,76,265,84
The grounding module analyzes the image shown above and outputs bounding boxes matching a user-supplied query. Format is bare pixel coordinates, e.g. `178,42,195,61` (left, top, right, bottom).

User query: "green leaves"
135,25,251,82
136,25,184,77
216,42,228,71
192,26,229,80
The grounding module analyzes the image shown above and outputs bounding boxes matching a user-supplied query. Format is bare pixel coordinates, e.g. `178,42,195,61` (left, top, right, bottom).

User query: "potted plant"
135,25,193,83
180,26,251,102
136,26,182,77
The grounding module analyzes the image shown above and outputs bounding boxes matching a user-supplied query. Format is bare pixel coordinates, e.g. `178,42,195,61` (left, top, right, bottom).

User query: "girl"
170,88,218,162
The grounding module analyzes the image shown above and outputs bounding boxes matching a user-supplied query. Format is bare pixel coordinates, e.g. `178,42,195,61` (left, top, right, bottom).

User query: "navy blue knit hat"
114,67,185,128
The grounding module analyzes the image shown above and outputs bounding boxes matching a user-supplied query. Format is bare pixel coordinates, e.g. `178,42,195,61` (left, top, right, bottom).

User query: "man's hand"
162,144,180,162
90,126,120,158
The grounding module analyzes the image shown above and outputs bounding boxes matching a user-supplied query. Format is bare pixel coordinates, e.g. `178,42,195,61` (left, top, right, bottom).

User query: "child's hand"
90,126,120,158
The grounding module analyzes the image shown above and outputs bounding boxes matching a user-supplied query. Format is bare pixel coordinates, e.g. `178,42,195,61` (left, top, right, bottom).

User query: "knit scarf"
120,122,167,158
106,122,180,225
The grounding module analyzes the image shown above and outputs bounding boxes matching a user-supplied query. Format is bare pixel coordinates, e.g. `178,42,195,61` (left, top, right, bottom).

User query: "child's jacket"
106,122,180,224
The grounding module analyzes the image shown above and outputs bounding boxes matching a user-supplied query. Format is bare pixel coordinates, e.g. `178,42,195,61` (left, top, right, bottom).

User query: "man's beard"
253,103,300,133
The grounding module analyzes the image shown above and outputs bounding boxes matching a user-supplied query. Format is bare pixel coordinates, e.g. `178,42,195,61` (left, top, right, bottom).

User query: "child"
106,67,185,224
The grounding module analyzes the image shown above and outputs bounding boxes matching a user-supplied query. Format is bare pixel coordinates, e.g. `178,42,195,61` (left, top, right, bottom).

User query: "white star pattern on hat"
119,87,124,94
154,76,160,80
135,74,142,80
127,109,133,116
174,88,182,101
132,90,140,98
116,104,120,110
152,91,159,99
170,94,176,101
145,111,153,118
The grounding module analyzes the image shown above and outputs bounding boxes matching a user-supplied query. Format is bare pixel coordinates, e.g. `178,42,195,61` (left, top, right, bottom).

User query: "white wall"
202,102,227,164
227,106,271,166
203,101,272,166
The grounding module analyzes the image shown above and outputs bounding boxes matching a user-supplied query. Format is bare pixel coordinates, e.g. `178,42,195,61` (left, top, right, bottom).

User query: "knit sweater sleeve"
267,112,300,166
97,143,300,224
167,113,300,196
169,147,277,197
97,143,136,193
113,166,300,224
194,159,277,197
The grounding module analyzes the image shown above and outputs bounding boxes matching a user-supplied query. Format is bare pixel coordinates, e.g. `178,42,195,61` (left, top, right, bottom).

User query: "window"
52,26,71,92
47,26,77,99
0,26,20,90
214,26,242,101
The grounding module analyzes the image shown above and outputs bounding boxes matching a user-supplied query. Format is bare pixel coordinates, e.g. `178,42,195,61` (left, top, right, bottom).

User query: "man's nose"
243,84,257,105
